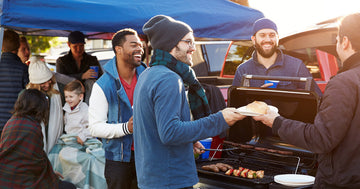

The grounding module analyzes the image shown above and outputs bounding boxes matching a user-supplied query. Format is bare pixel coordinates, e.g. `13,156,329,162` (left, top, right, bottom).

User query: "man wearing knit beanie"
142,15,195,66
232,17,323,97
133,15,245,189
253,13,360,188
143,15,192,53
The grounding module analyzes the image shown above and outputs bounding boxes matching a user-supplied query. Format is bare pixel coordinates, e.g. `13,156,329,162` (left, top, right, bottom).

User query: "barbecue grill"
195,75,320,189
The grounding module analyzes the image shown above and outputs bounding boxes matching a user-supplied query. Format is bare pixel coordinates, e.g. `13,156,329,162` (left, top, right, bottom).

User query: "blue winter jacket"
96,57,146,161
0,52,29,133
133,66,229,189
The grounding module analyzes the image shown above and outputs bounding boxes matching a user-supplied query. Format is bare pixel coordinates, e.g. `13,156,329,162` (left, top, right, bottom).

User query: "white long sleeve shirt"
88,83,130,139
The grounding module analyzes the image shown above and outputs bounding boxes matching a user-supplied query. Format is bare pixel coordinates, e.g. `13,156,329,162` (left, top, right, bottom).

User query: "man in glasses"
133,15,245,189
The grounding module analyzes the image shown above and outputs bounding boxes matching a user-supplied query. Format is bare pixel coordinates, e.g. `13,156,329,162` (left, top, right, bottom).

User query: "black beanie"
142,15,193,52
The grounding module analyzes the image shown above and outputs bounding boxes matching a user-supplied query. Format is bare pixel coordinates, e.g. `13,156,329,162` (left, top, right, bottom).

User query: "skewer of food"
225,167,264,179
202,163,265,179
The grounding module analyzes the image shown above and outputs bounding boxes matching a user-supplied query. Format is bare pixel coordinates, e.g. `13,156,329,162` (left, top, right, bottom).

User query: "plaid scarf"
150,49,211,120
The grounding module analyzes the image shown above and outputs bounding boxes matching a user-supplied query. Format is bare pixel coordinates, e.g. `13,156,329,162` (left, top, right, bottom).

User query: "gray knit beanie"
142,15,193,52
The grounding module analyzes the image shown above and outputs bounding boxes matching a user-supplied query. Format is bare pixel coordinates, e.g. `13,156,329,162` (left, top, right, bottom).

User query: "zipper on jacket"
115,79,122,123
116,79,124,161
121,142,124,161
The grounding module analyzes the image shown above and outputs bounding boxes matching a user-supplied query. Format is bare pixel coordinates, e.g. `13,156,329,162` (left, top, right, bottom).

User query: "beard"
125,51,142,69
254,41,277,58
173,46,193,66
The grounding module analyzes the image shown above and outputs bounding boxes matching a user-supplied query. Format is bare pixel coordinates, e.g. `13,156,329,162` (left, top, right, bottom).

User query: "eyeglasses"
180,40,195,48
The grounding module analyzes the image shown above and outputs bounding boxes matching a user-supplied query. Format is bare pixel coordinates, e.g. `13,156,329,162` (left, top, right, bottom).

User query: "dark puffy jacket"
0,52,29,133
273,52,360,188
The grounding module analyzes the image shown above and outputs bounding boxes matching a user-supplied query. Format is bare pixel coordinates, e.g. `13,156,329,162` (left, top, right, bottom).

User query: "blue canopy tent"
0,0,263,40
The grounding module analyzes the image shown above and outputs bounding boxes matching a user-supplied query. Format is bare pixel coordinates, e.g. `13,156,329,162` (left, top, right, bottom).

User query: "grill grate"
196,158,286,185
222,140,317,173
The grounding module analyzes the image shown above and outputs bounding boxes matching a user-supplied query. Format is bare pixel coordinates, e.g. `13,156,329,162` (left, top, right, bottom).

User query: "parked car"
278,18,339,92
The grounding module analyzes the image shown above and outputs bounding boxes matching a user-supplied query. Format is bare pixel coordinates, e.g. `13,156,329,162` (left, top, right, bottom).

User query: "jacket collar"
338,51,360,74
2,52,23,64
102,56,147,80
63,100,83,113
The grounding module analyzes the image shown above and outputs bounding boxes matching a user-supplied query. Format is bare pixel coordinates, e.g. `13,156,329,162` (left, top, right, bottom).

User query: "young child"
63,80,92,145
49,80,106,189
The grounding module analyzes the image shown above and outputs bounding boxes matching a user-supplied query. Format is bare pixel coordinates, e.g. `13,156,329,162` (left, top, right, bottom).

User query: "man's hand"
128,116,133,133
252,109,280,127
81,69,97,80
221,108,246,126
193,141,205,155
260,83,273,88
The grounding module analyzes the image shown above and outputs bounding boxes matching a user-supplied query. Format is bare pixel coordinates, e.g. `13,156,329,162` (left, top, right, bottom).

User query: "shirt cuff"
272,116,284,136
123,121,131,135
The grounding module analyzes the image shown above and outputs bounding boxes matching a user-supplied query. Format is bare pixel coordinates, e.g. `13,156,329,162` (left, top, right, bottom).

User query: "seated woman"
27,59,65,154
0,89,75,189
48,80,106,189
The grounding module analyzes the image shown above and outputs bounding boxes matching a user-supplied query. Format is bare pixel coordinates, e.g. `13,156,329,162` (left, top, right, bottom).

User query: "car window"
202,43,229,74
282,48,326,80
191,41,232,76
222,44,252,76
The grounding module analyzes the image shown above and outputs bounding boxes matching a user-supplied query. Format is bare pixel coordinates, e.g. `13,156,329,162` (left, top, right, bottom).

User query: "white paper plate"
274,174,315,186
236,105,278,116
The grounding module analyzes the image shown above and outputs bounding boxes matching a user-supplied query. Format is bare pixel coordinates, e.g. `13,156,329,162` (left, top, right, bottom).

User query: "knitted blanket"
48,134,106,189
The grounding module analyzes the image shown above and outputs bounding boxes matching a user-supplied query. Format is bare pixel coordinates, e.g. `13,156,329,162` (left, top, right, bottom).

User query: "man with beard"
133,15,245,189
253,13,360,188
232,18,322,97
88,28,146,189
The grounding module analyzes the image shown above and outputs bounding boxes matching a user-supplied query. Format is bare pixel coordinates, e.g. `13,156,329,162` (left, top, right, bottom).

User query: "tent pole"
0,27,4,61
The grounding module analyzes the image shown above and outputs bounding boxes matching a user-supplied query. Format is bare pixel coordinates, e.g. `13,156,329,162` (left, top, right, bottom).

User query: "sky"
248,0,360,37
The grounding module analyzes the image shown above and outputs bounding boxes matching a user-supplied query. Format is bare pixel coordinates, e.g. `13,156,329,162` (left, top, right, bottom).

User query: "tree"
24,36,62,54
